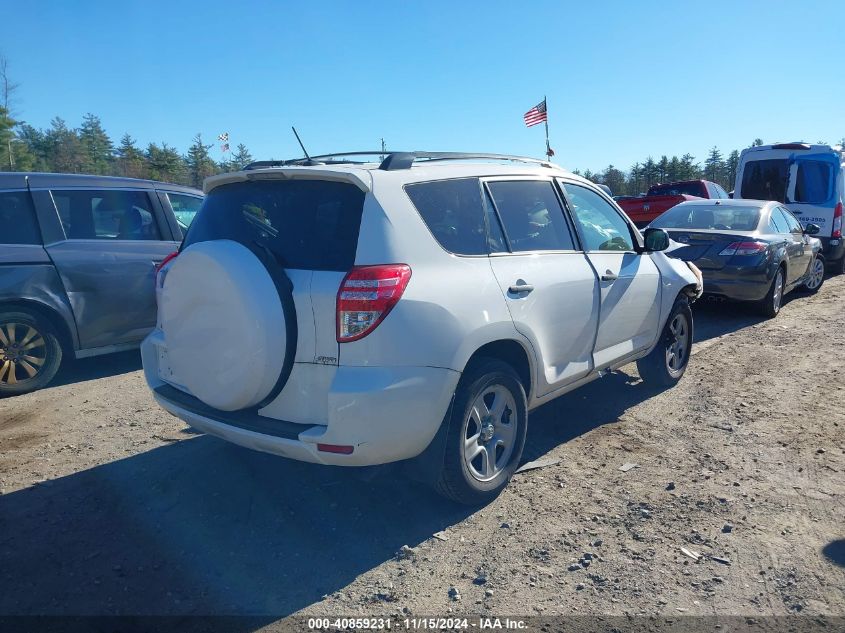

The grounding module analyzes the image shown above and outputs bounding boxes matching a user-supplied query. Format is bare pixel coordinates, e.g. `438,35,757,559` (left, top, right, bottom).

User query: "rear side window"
487,180,576,252
166,192,203,229
740,159,788,202
0,191,41,245
404,178,487,255
184,179,365,271
52,190,161,240
793,160,832,204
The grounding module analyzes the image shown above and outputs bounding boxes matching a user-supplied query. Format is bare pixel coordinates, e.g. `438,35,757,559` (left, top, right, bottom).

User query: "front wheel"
636,297,693,388
801,255,825,293
434,358,527,505
0,311,63,397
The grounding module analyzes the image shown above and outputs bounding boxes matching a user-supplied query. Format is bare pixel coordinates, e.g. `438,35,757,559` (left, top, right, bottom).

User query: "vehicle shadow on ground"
50,350,142,389
822,539,845,567
691,300,766,344
0,366,670,619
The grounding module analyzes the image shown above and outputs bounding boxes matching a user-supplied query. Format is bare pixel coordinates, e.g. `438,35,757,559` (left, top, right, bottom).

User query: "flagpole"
543,96,551,159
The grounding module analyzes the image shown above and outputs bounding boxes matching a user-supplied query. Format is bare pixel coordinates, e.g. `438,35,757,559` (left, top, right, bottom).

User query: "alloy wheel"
772,270,784,313
0,322,47,386
805,258,824,291
664,313,690,378
462,384,517,482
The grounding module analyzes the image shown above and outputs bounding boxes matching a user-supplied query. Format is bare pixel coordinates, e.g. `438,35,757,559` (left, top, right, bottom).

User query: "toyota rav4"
142,152,702,504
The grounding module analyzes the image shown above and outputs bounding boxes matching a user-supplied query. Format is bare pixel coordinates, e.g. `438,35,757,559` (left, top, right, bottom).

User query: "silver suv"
143,152,702,504
0,172,203,395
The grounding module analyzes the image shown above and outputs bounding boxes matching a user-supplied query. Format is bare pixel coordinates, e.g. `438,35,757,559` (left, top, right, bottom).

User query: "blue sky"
2,0,843,172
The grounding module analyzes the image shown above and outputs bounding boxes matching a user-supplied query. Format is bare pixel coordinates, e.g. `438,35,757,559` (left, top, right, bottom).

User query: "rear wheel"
434,358,527,505
758,267,784,318
801,255,825,293
0,310,63,396
636,297,693,388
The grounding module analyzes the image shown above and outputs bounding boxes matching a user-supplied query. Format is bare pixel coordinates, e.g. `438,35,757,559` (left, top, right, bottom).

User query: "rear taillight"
833,201,843,239
718,241,768,257
337,264,412,342
156,251,179,289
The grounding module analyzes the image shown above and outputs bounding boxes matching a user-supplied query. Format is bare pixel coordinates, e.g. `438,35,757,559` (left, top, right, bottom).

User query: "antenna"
291,126,312,162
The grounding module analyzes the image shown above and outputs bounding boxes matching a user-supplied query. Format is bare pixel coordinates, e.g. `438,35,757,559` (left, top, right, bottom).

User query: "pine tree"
44,117,86,173
185,133,217,187
116,134,146,178
627,163,642,195
667,156,681,182
146,142,187,184
15,123,49,171
230,143,253,170
704,146,724,183
642,157,658,188
752,138,764,147
78,113,113,174
679,154,699,181
725,150,740,191
600,164,626,196
657,155,669,183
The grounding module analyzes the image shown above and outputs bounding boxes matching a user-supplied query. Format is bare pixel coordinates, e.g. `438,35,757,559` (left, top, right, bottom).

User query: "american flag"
523,100,547,127
217,132,229,142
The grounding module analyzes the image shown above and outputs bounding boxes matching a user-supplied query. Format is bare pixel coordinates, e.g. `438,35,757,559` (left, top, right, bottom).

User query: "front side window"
0,191,41,245
561,182,634,251
52,190,161,240
486,180,575,252
740,159,788,202
404,178,487,255
793,160,832,204
166,192,203,230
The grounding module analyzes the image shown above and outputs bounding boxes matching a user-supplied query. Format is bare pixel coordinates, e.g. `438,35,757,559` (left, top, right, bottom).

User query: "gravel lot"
1,277,843,620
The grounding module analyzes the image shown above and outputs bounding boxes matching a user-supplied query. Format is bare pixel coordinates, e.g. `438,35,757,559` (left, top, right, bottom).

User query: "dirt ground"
1,276,843,622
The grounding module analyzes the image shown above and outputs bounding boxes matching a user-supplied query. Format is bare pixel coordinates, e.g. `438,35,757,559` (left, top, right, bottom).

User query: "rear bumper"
700,266,772,302
142,330,460,466
818,236,844,263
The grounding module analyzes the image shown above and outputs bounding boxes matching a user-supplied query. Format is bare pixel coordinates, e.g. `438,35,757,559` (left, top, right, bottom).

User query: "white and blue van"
735,143,845,272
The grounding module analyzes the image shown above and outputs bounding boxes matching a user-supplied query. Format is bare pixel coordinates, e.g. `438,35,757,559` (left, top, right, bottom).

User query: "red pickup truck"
618,180,730,227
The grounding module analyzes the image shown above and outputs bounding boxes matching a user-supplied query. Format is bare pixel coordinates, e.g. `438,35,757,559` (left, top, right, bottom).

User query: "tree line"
1,56,842,193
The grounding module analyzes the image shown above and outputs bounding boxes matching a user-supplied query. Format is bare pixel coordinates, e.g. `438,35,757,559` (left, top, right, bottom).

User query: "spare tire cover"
160,239,286,411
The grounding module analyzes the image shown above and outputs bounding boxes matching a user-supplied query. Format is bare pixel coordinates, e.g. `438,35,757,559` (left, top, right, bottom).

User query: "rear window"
184,179,365,271
404,178,487,255
0,191,41,245
651,204,762,231
740,159,788,202
794,160,832,204
649,182,703,197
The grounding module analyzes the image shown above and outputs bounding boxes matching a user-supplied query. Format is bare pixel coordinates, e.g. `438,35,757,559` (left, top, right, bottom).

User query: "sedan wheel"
803,257,825,293
772,269,784,313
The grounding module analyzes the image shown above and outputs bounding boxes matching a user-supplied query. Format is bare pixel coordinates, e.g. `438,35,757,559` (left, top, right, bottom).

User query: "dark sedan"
649,199,824,317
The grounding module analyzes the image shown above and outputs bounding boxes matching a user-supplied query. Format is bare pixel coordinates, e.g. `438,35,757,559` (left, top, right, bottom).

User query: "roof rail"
378,152,553,171
243,151,554,171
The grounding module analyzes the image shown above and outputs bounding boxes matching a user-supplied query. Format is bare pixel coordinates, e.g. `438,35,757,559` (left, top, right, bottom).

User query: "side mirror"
804,223,820,235
642,227,670,252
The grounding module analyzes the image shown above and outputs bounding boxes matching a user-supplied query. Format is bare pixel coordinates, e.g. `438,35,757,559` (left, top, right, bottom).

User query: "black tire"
434,358,527,505
758,266,785,318
0,310,63,396
636,296,693,388
801,255,825,294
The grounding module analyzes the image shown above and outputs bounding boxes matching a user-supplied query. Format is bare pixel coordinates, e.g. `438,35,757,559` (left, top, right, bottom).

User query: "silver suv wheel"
462,385,517,482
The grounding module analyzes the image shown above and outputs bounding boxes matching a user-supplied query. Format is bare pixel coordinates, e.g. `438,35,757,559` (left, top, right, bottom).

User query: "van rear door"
785,153,840,237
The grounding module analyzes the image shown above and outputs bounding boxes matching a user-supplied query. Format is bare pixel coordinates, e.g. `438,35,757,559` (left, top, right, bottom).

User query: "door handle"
601,270,618,282
508,283,534,294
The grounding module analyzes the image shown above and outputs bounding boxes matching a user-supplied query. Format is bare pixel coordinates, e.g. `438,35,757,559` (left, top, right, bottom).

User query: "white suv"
142,152,702,504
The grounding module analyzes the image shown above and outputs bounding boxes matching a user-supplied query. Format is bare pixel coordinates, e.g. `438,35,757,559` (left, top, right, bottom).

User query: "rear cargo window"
0,191,40,245
184,179,364,271
649,182,703,197
740,159,788,202
404,178,487,255
793,160,832,204
651,204,762,231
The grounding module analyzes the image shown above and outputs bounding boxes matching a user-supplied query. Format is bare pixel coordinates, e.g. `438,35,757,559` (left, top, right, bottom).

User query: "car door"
483,178,600,396
45,188,179,350
558,180,661,369
776,206,811,284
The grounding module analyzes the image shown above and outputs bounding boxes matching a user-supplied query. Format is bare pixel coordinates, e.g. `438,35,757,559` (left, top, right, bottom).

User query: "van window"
0,191,41,245
184,179,365,271
794,160,832,204
740,159,788,202
404,178,487,255
52,190,162,240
